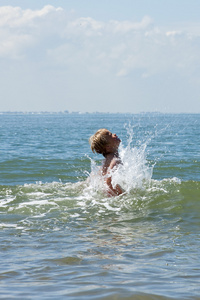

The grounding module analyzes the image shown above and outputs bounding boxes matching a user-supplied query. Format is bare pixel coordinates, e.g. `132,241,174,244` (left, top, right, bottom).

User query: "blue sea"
0,112,200,299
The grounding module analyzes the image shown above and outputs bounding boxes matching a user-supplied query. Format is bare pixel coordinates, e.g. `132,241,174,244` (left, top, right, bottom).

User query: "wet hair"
89,128,109,156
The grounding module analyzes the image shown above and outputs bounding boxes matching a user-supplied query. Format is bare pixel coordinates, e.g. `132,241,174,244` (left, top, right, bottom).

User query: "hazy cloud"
1,5,200,77
0,5,200,112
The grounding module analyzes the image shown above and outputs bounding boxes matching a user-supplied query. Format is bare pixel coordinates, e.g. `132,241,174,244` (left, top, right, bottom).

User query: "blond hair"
89,128,109,156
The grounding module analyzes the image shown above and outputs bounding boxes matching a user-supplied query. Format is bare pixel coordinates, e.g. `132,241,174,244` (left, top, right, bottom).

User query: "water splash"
87,124,153,195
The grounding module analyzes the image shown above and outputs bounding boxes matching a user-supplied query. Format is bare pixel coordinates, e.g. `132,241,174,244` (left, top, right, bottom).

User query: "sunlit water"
0,113,200,299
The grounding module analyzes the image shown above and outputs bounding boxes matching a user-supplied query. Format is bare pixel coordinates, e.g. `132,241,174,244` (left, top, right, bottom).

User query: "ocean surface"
0,112,199,299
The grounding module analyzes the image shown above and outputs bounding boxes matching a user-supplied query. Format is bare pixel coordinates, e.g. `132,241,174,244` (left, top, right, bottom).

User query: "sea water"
0,113,200,299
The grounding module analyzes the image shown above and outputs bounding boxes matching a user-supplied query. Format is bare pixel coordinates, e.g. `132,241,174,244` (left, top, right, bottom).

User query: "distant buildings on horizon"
0,110,167,115
1,110,196,115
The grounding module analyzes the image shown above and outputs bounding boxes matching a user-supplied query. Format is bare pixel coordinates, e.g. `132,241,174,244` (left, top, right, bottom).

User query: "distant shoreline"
0,111,198,115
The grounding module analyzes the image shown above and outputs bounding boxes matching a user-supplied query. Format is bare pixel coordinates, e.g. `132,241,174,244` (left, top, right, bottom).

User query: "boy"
89,128,124,196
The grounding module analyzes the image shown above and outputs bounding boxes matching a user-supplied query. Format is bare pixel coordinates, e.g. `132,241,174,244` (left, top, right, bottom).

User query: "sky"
0,0,200,113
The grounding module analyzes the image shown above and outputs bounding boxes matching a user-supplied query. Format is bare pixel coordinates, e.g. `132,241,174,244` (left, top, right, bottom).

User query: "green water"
0,113,199,299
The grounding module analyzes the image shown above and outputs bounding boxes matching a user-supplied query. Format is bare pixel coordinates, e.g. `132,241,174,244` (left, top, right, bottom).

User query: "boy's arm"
106,177,124,196
106,158,124,196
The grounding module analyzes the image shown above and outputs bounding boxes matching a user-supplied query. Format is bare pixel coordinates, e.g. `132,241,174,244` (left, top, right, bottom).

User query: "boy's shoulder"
109,157,121,170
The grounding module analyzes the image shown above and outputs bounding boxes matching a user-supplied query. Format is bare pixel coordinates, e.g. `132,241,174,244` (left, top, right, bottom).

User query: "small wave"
0,178,199,235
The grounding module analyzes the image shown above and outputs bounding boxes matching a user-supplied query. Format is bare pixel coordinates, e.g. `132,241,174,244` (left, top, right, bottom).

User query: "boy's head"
89,128,120,156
